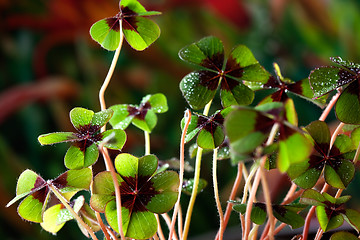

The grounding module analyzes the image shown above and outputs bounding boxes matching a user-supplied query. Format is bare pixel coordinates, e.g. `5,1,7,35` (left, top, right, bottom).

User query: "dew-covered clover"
300,189,360,232
6,168,92,223
309,57,360,124
182,107,233,149
90,0,161,51
257,63,326,107
90,153,179,239
109,93,168,133
287,120,355,189
38,107,126,169
179,36,271,110
225,100,312,172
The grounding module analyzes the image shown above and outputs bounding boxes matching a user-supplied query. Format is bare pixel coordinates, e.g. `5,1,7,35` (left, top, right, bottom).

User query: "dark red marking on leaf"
220,76,240,91
254,113,275,134
52,172,68,189
269,89,288,102
196,112,225,135
287,80,304,95
31,186,49,203
224,57,243,78
120,7,139,31
127,101,151,120
198,70,221,91
273,205,287,217
337,69,357,86
119,175,158,213
328,145,341,157
278,125,296,141
105,17,121,32
201,52,224,72
308,155,325,171
323,202,345,219
263,76,280,88
254,202,266,212
345,81,360,96
314,143,330,157
74,124,102,152
326,158,343,171
31,176,46,191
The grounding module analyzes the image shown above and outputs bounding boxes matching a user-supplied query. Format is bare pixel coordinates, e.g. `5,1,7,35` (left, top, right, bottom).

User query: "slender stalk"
329,122,345,153
215,162,243,240
260,168,274,240
263,223,286,240
241,165,258,204
155,214,166,240
95,212,111,240
212,148,224,240
319,90,341,121
182,100,213,240
106,226,118,240
49,184,99,240
248,224,259,240
162,213,179,240
144,131,151,155
178,205,183,239
169,109,191,240
101,147,126,240
244,123,279,240
99,21,124,113
154,233,160,240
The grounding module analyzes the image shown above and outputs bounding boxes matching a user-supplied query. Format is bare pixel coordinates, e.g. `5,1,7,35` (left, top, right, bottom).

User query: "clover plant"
6,1,360,240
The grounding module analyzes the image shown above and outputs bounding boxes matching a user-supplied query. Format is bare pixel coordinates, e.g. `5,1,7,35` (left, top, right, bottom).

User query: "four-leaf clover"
38,107,126,169
90,153,179,239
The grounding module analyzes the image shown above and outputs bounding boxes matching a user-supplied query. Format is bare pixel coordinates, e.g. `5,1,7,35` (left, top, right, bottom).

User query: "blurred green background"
1,0,360,239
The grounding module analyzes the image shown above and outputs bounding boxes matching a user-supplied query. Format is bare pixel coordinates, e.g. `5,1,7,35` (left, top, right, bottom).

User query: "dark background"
1,0,360,239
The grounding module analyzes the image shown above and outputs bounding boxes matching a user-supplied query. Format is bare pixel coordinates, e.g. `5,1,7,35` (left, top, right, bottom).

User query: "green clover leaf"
179,36,271,110
6,168,92,223
38,107,126,169
90,153,179,239
287,120,356,189
109,93,168,133
90,0,161,51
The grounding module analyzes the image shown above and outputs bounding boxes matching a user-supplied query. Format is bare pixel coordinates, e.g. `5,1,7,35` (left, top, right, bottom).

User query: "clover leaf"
40,195,100,236
225,100,312,172
90,0,161,51
309,57,360,124
6,168,92,223
109,93,168,133
38,107,126,169
181,107,233,149
300,189,360,232
330,232,359,240
257,64,326,107
287,120,355,189
90,153,179,239
232,202,306,229
179,36,271,110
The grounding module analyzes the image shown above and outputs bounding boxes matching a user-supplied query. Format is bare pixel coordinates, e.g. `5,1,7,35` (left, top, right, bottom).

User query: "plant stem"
319,90,341,121
212,148,224,240
182,100,213,240
169,110,191,240
95,212,111,240
260,168,274,240
99,21,124,113
244,123,279,240
101,147,126,240
329,122,345,154
145,131,151,155
215,162,243,240
155,214,166,240
48,184,99,240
